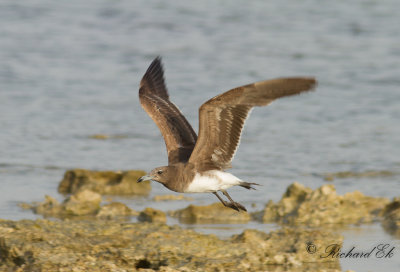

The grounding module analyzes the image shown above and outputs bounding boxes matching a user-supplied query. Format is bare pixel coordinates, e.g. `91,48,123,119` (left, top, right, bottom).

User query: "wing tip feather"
140,56,169,99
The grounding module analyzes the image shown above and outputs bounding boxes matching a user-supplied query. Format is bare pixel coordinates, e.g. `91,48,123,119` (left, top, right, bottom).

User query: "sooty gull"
137,57,316,211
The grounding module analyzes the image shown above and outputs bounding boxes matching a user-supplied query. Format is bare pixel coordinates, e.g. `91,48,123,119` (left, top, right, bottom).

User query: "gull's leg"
213,192,239,212
221,190,247,212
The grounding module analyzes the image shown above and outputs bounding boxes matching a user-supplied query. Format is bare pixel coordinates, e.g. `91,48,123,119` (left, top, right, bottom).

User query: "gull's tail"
239,181,260,190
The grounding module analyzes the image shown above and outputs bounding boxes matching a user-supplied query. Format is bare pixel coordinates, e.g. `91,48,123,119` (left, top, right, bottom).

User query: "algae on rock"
170,202,251,224
381,197,400,238
152,194,193,201
97,202,138,219
58,169,150,195
322,170,397,181
138,208,167,223
63,189,102,216
0,219,342,272
22,190,136,220
253,182,389,226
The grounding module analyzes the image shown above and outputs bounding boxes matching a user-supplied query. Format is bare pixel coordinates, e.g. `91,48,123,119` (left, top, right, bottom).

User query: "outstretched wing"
188,77,317,171
139,57,197,164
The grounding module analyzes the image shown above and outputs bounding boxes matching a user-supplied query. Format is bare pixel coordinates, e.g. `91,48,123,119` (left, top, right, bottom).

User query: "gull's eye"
157,170,163,175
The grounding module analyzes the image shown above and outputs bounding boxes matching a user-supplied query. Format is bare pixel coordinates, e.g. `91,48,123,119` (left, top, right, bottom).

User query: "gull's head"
137,166,171,185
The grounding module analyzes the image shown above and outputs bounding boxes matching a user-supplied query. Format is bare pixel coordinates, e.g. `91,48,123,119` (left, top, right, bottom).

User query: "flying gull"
137,57,316,211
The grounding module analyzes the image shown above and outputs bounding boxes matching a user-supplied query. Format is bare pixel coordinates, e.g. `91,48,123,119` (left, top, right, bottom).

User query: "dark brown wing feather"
189,77,317,171
139,57,197,164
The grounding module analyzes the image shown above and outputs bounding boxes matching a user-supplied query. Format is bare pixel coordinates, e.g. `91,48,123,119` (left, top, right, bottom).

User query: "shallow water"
1,0,399,271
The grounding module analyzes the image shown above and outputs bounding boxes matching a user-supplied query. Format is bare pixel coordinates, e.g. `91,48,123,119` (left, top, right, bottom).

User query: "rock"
152,194,193,201
96,202,138,219
322,170,396,181
88,134,129,140
63,190,102,216
0,219,341,271
170,202,251,224
31,195,64,217
18,202,33,210
138,208,166,223
23,192,140,220
58,169,150,195
381,197,400,237
253,182,389,226
231,227,343,266
88,134,109,140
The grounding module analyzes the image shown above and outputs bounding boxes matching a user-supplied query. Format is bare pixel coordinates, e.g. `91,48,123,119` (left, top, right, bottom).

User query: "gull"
137,57,316,211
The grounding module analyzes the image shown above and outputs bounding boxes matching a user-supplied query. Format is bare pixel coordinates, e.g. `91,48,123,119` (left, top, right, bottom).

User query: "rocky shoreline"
2,168,399,271
0,219,343,272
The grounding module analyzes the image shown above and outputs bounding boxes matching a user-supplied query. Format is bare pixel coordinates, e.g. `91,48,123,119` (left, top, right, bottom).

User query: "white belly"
184,170,242,193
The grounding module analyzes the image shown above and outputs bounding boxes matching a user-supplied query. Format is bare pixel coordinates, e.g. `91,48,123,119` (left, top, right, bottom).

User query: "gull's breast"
184,170,242,193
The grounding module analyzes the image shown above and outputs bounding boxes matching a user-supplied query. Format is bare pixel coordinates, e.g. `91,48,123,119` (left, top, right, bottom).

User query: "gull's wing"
188,77,317,171
139,57,197,164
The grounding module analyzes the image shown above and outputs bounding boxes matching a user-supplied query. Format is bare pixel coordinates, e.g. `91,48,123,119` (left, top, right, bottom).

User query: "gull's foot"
233,202,247,212
213,191,247,212
226,202,247,212
225,202,240,212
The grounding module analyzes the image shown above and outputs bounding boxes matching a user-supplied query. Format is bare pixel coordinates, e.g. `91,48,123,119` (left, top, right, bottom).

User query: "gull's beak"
137,175,153,183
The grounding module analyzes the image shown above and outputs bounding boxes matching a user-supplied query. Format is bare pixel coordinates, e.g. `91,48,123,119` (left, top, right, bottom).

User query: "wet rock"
138,208,166,223
322,170,396,181
30,195,64,217
96,202,138,219
23,192,138,220
152,194,193,201
231,228,342,266
0,219,341,271
58,169,150,195
381,197,400,237
88,134,110,140
88,134,129,140
253,182,389,226
18,202,34,210
63,190,102,216
170,202,251,224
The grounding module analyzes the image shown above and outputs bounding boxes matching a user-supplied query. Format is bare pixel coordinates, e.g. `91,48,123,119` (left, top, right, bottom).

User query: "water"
1,0,399,271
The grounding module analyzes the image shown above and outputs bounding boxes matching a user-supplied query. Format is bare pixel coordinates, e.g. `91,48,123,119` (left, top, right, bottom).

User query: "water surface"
1,1,399,271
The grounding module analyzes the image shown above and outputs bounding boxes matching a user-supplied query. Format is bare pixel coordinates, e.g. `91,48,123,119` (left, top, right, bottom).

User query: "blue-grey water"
1,0,399,271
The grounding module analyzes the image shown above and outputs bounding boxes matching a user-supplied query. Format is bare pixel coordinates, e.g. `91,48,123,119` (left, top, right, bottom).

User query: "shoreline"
0,218,342,272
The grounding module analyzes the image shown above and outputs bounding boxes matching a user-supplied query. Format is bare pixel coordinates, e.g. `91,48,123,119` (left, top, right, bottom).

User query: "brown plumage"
190,78,316,171
139,57,197,164
138,57,316,211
